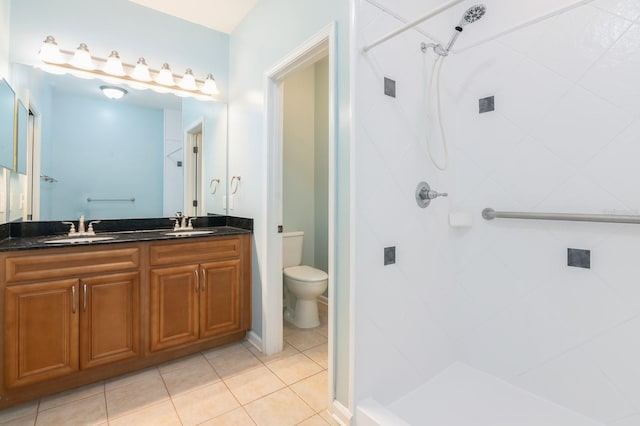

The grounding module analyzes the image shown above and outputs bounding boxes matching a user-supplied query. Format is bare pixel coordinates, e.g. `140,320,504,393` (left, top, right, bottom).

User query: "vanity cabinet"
3,247,141,388
0,234,251,407
149,237,249,352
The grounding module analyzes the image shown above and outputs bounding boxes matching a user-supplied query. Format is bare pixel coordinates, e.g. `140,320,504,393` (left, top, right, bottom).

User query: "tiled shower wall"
355,0,640,424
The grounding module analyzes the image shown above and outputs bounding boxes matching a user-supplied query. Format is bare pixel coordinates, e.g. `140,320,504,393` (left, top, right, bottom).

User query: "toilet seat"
284,265,328,283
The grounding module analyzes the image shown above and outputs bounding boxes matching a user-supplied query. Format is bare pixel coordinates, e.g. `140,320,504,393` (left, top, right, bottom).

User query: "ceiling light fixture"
37,36,221,101
100,85,127,100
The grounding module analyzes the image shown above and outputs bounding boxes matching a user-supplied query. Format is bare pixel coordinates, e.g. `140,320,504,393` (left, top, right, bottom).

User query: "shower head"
440,4,487,54
459,4,487,27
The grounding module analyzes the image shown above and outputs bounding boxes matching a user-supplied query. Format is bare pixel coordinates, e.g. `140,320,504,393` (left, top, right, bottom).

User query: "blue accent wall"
44,92,163,220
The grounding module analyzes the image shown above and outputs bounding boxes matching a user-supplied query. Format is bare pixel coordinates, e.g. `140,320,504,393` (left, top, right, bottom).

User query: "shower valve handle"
416,181,448,208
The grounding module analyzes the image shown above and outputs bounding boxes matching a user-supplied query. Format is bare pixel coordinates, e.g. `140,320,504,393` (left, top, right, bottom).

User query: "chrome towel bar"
482,208,640,225
87,197,135,202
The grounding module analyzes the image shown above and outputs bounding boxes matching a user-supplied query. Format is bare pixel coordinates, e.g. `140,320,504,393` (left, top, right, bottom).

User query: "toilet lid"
284,265,328,282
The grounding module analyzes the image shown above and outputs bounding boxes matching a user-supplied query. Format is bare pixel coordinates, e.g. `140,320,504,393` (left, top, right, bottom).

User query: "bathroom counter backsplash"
0,215,253,252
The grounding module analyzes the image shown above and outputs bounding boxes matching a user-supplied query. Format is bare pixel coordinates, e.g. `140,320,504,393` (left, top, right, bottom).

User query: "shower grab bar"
482,208,640,225
87,197,135,202
362,0,467,52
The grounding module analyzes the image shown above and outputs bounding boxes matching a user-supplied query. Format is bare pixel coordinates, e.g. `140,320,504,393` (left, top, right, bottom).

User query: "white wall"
0,0,9,77
353,0,640,424
228,0,351,408
353,0,457,407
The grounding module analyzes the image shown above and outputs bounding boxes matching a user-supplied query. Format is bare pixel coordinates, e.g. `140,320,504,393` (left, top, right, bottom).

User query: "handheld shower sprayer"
424,4,487,56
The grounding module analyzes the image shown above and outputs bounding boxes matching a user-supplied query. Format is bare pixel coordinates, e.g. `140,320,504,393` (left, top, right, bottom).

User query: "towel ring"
231,176,241,194
209,179,221,195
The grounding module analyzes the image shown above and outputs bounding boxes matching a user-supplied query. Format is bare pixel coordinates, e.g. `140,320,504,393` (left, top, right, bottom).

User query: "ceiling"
128,0,258,34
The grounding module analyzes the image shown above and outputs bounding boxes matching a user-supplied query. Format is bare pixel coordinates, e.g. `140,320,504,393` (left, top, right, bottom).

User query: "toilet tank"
283,231,304,268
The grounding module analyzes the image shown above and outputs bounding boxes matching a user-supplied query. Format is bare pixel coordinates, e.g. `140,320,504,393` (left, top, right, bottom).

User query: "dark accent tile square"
384,77,396,98
568,248,590,269
479,96,495,113
384,246,396,265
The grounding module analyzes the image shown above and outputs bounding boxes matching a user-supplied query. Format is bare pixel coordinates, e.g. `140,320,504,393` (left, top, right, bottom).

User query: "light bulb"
70,43,94,70
39,36,64,64
103,50,125,76
202,74,218,95
132,57,152,82
156,63,175,86
179,68,197,91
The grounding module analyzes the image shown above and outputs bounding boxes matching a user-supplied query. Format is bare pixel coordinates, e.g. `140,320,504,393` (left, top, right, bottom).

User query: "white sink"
164,230,216,237
44,236,116,244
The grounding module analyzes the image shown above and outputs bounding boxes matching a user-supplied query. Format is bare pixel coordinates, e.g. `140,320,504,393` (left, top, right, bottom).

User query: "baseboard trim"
331,400,353,425
318,295,329,306
245,330,262,352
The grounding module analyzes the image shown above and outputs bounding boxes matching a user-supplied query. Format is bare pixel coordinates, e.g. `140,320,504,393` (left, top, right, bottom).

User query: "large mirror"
5,0,230,222
0,77,15,170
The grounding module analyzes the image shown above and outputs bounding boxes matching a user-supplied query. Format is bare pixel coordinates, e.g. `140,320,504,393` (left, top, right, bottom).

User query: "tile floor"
0,304,334,426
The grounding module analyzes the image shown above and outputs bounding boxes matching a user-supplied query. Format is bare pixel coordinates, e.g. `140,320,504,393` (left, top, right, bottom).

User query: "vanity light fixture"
70,43,94,70
38,36,64,64
156,63,175,86
100,85,127,100
202,73,219,95
103,51,125,76
179,68,197,91
132,57,152,82
37,36,221,101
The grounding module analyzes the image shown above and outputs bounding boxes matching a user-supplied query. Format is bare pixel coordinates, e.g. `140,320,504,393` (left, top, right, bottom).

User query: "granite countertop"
0,215,253,252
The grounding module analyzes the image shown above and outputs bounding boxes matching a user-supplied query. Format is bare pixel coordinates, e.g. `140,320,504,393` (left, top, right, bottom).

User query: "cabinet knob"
71,285,76,314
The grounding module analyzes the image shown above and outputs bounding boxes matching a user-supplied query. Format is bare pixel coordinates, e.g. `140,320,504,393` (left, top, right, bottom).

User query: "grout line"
157,365,183,426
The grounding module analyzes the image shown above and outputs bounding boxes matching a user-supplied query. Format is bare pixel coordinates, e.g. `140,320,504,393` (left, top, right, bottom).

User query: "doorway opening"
263,22,337,415
185,121,204,216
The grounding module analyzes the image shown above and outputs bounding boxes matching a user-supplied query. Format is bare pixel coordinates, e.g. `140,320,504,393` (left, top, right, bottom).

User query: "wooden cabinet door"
5,279,79,388
80,272,140,369
149,265,199,352
199,260,242,339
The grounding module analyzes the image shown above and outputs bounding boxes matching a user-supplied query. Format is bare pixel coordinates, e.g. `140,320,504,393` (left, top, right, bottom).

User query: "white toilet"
283,231,328,328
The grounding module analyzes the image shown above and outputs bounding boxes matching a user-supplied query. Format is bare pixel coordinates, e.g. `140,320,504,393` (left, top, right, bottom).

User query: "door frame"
184,119,205,216
264,21,337,406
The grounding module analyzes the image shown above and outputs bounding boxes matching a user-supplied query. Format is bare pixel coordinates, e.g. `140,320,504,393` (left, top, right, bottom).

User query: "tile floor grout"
0,304,333,426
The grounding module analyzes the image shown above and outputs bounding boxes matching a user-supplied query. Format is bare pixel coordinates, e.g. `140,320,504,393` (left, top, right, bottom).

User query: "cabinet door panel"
200,260,241,339
80,272,140,369
5,280,79,388
150,265,199,352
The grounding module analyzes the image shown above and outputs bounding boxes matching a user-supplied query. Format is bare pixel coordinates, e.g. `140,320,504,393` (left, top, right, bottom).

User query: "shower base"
357,363,602,426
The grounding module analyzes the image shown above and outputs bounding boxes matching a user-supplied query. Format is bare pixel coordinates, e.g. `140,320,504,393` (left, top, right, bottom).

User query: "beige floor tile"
105,366,161,391
290,372,328,413
267,353,323,385
303,343,328,369
106,374,169,419
199,407,256,425
172,381,239,426
297,414,329,425
316,323,329,338
161,359,220,397
36,394,106,426
0,401,38,424
244,388,314,426
205,343,263,378
319,410,340,425
284,329,327,352
39,381,105,412
158,353,210,375
108,400,181,426
224,366,286,405
0,414,35,426
248,342,299,364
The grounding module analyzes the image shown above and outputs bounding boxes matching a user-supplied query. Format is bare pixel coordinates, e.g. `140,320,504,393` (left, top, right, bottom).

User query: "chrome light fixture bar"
37,36,221,101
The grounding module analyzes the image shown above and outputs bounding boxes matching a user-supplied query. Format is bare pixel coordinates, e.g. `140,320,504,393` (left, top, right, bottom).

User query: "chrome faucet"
62,216,101,236
173,212,194,231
